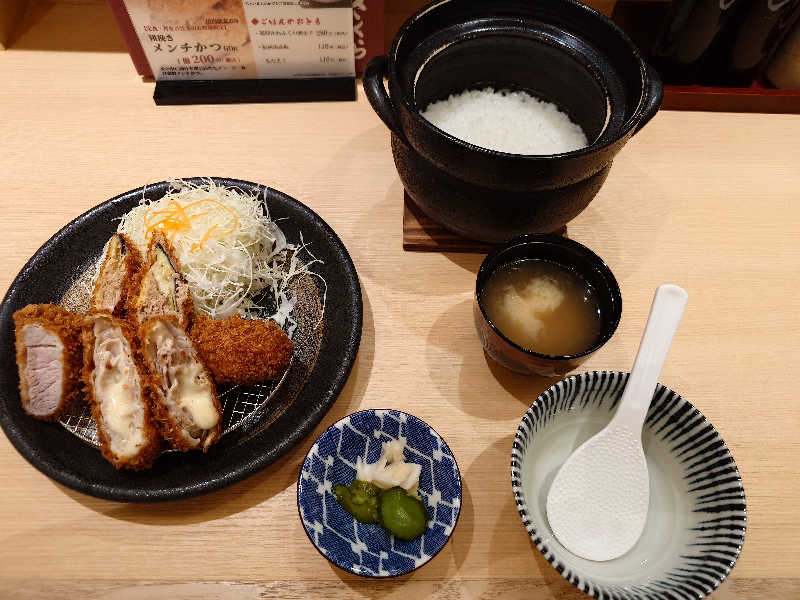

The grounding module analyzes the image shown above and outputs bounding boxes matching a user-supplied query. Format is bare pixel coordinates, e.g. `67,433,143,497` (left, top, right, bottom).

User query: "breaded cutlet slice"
81,312,162,470
190,314,293,385
13,304,82,421
139,315,222,452
127,231,194,329
91,233,143,317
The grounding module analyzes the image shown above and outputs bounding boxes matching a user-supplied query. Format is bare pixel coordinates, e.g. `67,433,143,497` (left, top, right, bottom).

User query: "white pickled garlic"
356,440,422,493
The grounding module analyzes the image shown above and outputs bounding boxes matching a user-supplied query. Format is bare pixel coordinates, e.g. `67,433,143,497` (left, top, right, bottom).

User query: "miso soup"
481,259,601,356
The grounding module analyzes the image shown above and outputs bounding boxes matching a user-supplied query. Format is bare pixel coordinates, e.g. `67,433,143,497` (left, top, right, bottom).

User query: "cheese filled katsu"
81,312,162,470
140,315,221,452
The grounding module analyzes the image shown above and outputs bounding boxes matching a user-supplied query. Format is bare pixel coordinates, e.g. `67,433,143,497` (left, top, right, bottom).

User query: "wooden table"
1,2,799,598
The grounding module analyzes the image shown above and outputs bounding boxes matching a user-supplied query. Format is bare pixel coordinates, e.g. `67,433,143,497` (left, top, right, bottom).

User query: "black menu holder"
153,76,356,105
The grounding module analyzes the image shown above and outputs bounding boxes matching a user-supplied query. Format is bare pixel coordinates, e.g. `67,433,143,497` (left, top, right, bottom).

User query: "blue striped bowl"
511,371,746,599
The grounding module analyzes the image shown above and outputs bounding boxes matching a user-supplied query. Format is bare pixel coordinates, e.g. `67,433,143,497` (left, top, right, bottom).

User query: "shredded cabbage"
117,178,324,327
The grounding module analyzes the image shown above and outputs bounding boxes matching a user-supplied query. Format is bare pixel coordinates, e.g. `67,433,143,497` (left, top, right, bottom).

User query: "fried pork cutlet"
13,304,82,421
91,233,143,317
81,312,161,470
190,314,293,385
139,315,222,452
127,231,194,329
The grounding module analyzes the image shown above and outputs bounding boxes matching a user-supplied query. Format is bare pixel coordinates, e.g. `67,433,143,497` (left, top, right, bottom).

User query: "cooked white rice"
420,87,588,155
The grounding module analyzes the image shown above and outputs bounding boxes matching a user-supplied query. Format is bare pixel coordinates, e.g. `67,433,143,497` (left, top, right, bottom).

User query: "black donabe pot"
364,0,663,243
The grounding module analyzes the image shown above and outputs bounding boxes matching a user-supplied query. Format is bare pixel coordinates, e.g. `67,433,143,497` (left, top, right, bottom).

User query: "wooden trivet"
402,193,566,253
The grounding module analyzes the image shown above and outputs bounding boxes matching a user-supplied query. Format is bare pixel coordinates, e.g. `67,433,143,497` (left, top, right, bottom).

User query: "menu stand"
154,77,356,105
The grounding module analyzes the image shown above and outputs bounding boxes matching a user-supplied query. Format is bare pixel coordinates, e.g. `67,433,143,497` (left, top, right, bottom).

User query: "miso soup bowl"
364,0,663,243
474,234,621,377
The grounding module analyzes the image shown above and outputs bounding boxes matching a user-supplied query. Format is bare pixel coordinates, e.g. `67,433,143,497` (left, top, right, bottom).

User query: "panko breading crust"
127,231,195,329
13,304,83,421
81,311,162,471
90,233,143,318
139,315,222,452
190,314,293,385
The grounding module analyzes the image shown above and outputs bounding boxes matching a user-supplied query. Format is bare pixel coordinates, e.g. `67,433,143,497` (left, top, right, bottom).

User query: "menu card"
116,0,355,81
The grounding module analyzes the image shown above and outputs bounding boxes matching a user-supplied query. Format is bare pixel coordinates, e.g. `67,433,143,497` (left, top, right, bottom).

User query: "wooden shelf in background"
613,0,800,113
0,0,28,50
385,0,800,114
663,83,800,113
384,0,619,53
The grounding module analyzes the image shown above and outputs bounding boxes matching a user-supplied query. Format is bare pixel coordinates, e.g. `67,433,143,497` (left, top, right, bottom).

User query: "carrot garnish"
144,198,239,251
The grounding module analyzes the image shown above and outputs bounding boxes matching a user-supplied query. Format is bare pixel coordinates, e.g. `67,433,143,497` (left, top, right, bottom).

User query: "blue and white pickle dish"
511,371,746,600
297,409,462,577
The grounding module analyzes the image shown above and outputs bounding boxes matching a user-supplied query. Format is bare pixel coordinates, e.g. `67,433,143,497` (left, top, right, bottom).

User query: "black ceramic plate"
0,178,362,502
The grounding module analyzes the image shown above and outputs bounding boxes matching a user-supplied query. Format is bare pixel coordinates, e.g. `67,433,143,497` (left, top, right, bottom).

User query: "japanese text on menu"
125,0,355,81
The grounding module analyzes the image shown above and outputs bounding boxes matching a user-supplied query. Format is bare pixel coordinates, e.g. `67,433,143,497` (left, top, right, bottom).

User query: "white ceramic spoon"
546,284,688,562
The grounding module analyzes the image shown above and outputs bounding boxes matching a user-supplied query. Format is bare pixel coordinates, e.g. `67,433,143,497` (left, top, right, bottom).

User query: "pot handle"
363,55,403,138
634,64,664,135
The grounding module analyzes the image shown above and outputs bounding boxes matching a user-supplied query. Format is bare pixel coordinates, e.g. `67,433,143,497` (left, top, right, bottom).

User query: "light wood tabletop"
1,2,799,599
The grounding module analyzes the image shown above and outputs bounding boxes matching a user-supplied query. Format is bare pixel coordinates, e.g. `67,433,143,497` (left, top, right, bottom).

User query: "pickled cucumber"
333,480,380,524
378,486,428,541
333,481,429,541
